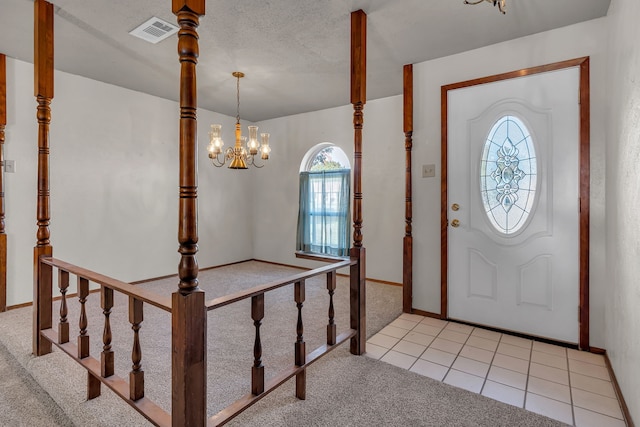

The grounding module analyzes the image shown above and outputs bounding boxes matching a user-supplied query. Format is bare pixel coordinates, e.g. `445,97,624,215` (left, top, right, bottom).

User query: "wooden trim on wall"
403,64,414,313
440,84,449,320
0,53,6,312
440,57,591,345
603,352,636,427
578,58,591,351
411,309,443,319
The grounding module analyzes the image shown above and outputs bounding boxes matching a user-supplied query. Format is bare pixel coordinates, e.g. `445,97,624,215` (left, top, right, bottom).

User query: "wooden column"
349,9,366,356
171,1,206,426
33,0,54,356
0,53,6,313
402,64,413,313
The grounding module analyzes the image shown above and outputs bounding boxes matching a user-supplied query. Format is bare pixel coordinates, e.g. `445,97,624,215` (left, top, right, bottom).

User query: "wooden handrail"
205,259,354,310
40,257,171,312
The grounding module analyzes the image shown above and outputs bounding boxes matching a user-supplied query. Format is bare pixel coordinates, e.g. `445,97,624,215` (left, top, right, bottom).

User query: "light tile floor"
366,313,627,427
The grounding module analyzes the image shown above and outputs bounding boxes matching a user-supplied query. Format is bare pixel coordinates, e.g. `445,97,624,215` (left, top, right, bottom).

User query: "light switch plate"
422,164,435,178
4,160,15,173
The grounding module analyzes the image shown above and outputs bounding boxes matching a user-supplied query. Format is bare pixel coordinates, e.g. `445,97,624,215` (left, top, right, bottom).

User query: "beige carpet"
0,261,566,426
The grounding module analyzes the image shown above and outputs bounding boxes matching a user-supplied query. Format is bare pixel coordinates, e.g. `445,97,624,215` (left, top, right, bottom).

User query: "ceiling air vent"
129,17,178,44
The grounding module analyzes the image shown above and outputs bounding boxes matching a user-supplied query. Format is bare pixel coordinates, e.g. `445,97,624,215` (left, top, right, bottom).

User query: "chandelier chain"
236,74,241,124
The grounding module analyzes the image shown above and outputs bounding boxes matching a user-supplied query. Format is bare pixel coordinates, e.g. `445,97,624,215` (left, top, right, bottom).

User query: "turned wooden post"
130,297,144,401
0,53,7,313
326,271,337,345
77,278,90,358
58,270,69,344
294,280,306,400
78,276,101,399
251,294,265,395
350,9,367,356
171,1,206,426
32,0,54,357
101,287,114,378
402,64,414,313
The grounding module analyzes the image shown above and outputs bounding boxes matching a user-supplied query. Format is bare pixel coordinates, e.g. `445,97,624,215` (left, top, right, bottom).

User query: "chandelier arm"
463,0,487,5
209,154,226,168
247,155,263,168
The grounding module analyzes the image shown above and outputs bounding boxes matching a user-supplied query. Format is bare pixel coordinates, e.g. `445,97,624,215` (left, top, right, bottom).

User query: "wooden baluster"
77,278,90,358
350,9,367,356
251,294,264,395
32,0,54,357
101,287,114,378
58,270,69,344
130,297,144,401
78,277,101,399
326,271,336,345
0,53,6,313
403,64,414,313
294,280,306,400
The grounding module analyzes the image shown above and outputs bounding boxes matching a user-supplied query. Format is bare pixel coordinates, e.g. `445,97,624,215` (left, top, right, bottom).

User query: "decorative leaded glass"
480,115,537,235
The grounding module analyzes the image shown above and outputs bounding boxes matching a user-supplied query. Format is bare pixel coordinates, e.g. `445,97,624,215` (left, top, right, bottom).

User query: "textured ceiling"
0,0,610,121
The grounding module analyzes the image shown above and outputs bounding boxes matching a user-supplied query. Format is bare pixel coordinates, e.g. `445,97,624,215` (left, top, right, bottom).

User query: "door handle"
451,219,460,228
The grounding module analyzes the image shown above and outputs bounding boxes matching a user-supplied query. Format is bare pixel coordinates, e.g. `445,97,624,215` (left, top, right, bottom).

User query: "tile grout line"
565,348,577,426
375,318,625,425
522,336,533,413
404,318,428,372
407,318,449,374
439,323,464,384
480,331,504,401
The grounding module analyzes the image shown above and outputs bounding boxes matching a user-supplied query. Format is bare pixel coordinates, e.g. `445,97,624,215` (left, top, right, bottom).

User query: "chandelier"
464,0,506,14
207,72,271,169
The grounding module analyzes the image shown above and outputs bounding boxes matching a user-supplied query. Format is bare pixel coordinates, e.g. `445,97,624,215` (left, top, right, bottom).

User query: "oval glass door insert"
480,115,537,235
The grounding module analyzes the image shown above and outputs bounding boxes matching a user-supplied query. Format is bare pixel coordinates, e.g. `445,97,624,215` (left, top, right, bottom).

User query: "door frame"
440,57,590,349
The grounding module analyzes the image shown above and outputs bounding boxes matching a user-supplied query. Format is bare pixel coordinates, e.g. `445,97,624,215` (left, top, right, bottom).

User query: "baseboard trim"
255,258,402,287
8,257,399,309
7,301,31,310
252,258,308,271
603,351,635,427
8,288,100,311
409,309,444,319
131,259,254,285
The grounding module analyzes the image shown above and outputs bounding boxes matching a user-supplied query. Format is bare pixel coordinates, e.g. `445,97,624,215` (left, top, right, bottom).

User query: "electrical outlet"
4,160,15,173
422,164,436,178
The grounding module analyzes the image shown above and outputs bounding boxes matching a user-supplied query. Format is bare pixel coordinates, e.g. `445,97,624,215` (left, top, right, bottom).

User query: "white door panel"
448,68,580,343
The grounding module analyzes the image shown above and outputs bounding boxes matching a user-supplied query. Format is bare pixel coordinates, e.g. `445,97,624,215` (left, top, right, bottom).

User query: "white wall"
251,18,609,348
4,57,253,306
605,0,640,422
410,18,608,348
252,97,405,283
2,16,618,366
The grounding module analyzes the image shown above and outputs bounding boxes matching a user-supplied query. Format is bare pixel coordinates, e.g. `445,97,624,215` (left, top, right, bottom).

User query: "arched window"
296,144,351,256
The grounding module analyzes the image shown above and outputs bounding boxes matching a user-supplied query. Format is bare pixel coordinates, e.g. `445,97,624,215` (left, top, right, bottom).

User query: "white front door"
447,67,580,343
